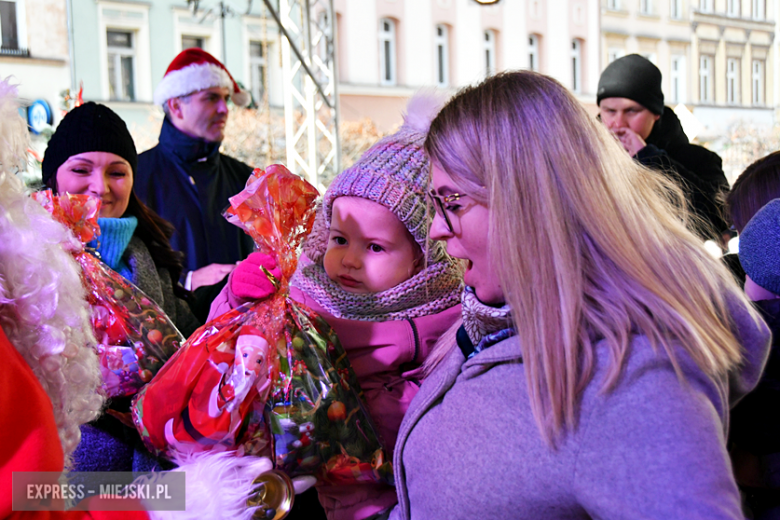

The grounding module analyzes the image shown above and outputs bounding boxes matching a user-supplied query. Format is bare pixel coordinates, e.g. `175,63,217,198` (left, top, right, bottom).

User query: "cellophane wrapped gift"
132,165,392,485
34,190,184,398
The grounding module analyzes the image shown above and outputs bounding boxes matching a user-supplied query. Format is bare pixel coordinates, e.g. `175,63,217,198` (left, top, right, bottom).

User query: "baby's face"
324,197,421,294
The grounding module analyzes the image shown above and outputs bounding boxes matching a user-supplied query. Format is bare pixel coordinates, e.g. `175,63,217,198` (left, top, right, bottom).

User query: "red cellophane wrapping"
132,165,392,485
34,190,184,398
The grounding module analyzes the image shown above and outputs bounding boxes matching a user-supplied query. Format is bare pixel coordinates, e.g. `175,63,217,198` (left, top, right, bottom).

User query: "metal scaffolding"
262,0,340,191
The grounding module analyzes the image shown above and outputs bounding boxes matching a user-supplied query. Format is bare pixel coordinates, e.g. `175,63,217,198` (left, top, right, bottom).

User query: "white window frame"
640,0,653,14
435,24,449,87
379,18,397,86
727,0,740,16
244,17,281,108
752,0,765,19
608,47,625,63
173,8,217,56
700,0,713,12
106,30,136,101
670,55,686,103
0,0,27,52
248,40,267,105
726,57,740,104
571,39,582,94
670,0,683,19
528,34,539,71
484,29,496,77
97,2,152,103
752,59,764,105
607,0,621,10
699,54,713,103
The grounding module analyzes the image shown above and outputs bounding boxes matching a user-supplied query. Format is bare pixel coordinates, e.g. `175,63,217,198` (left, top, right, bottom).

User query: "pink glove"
229,252,283,302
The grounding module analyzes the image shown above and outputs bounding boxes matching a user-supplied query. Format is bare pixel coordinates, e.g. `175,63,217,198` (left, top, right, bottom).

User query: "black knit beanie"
41,102,138,185
597,54,665,115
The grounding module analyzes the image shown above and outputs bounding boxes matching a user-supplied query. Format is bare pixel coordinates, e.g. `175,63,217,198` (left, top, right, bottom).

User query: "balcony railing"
0,46,31,57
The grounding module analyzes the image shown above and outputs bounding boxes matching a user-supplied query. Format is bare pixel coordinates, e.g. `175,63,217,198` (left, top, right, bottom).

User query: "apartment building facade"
3,0,778,151
334,0,600,129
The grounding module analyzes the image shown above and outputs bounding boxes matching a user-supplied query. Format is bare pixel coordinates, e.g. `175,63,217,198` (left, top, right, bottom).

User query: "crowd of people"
2,48,780,520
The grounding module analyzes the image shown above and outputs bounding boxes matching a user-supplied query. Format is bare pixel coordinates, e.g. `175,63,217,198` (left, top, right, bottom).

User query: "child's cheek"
323,247,339,281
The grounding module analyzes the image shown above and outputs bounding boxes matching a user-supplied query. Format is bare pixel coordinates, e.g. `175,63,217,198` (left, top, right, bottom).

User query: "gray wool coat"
389,297,771,520
124,236,200,338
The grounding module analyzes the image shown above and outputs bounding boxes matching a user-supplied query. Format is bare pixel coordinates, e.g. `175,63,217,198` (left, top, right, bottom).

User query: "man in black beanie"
597,54,729,242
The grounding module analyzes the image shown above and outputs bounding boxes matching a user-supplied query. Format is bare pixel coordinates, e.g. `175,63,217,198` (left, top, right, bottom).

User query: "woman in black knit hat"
42,102,200,473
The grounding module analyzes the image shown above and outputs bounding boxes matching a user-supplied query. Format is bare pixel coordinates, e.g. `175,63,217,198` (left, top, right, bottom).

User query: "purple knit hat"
304,93,445,263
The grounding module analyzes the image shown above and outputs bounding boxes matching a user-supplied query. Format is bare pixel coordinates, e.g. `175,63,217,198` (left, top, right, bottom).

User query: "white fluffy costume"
0,79,105,468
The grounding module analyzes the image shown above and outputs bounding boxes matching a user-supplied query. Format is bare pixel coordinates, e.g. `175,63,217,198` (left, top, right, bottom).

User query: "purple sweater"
389,298,771,520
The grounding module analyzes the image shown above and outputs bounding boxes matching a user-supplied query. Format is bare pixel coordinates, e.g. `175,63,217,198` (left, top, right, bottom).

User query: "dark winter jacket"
135,118,255,273
125,236,200,338
636,108,730,239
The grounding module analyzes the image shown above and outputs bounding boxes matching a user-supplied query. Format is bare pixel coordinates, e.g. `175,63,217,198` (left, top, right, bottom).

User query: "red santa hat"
154,48,250,107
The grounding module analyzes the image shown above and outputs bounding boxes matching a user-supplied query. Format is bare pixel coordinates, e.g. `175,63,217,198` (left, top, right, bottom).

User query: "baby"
210,95,463,520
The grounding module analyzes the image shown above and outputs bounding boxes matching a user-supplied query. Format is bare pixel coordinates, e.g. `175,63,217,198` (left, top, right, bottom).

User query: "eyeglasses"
428,189,467,233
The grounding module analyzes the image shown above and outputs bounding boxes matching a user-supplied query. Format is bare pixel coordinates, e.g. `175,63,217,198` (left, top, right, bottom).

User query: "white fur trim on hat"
154,62,235,106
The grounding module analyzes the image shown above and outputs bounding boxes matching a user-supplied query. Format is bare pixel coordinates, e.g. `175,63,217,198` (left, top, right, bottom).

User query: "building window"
435,24,449,87
726,58,740,104
608,47,625,63
640,0,652,14
182,35,204,49
317,10,331,68
379,18,396,86
249,41,266,104
727,0,740,16
700,0,713,11
752,59,764,105
484,30,496,77
528,34,539,71
699,55,713,103
0,0,17,50
571,39,582,94
0,0,26,54
726,58,739,105
670,0,682,19
106,30,136,101
607,0,620,10
670,55,686,103
752,0,764,19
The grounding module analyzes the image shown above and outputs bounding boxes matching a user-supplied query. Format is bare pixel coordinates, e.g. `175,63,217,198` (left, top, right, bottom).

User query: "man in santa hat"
135,48,256,298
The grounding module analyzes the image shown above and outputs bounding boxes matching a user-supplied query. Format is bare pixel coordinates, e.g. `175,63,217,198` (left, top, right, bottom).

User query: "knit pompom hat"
304,93,445,263
739,198,780,295
597,54,665,115
42,102,137,185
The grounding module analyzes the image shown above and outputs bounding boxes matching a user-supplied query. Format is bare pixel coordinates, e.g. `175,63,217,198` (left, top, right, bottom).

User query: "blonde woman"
386,72,771,519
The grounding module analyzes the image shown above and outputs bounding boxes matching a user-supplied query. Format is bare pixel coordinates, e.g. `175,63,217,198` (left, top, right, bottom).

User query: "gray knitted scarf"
291,246,463,322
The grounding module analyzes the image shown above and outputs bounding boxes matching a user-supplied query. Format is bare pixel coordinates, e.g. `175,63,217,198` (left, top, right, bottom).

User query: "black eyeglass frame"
428,190,467,233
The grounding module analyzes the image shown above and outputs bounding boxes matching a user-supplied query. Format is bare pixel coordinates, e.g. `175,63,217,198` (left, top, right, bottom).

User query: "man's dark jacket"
135,117,255,273
635,108,729,239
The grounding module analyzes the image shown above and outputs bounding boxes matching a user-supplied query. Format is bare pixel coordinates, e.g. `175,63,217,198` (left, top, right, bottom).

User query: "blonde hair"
0,78,104,467
424,71,758,444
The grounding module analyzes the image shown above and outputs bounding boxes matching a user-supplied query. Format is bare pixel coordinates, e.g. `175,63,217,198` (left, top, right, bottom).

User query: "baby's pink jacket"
207,282,461,520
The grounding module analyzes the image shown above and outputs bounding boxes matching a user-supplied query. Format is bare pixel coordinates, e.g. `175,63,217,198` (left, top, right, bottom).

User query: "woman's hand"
191,263,236,290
